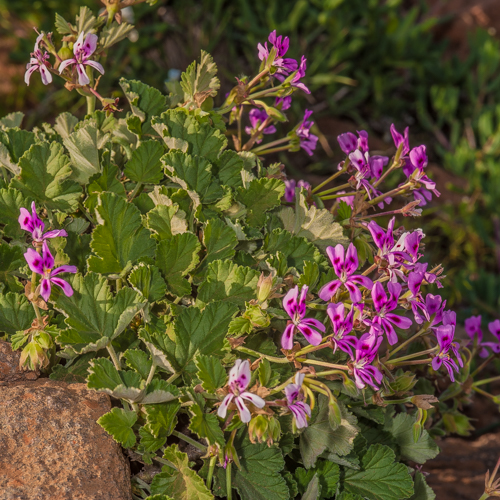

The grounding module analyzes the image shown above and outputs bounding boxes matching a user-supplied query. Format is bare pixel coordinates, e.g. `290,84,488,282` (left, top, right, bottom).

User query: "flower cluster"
464,315,500,356
19,202,76,302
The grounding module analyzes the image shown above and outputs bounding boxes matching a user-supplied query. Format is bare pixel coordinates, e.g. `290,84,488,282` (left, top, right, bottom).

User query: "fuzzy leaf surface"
0,187,31,238
124,140,164,184
97,407,137,448
145,204,188,240
181,50,220,106
128,263,166,304
0,292,36,336
189,404,225,447
195,354,227,393
0,244,24,292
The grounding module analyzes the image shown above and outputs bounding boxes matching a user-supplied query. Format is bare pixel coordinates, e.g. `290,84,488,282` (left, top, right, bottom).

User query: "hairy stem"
312,161,350,194
315,182,352,197
473,375,500,387
320,191,358,201
107,343,121,371
206,455,217,490
226,461,233,500
297,358,348,370
388,347,437,365
145,361,157,386
386,325,429,360
128,182,143,201
172,430,207,453
235,346,290,363
167,372,180,383
471,354,496,378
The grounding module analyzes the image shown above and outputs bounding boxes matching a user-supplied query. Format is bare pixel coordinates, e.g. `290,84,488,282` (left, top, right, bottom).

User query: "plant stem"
386,325,429,359
391,358,433,367
128,182,143,201
295,341,331,357
235,346,290,363
206,455,216,490
315,182,352,197
297,358,348,370
242,116,272,151
226,461,233,500
362,263,377,276
167,372,180,383
107,343,121,371
78,201,95,225
145,361,157,386
473,375,500,387
153,456,178,470
116,278,123,292
367,183,410,206
86,95,95,115
172,430,207,453
472,386,497,400
471,354,496,378
320,191,358,201
251,136,290,154
30,270,43,323
247,68,269,90
388,347,437,365
312,161,350,194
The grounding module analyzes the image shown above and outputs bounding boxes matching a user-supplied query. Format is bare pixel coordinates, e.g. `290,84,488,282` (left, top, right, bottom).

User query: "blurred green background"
2,0,500,322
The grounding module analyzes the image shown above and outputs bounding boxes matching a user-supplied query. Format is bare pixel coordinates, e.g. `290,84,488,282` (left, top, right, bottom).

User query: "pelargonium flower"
350,326,384,390
337,130,369,155
217,359,266,423
326,302,357,357
25,33,52,86
282,285,325,349
284,373,311,429
58,31,104,86
290,56,310,94
390,123,409,156
319,243,373,303
19,202,67,244
275,96,292,111
295,109,318,156
432,323,463,381
337,191,355,208
465,315,482,343
284,179,311,203
257,30,298,81
24,241,77,301
483,320,500,354
402,145,440,205
414,293,446,326
371,282,412,345
245,108,276,143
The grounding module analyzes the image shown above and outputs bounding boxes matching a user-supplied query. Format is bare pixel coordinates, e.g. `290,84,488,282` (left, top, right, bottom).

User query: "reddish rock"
0,341,39,384
0,379,132,500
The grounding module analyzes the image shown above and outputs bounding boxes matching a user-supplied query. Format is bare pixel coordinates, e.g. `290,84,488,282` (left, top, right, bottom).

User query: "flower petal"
234,397,251,423
24,64,39,86
19,207,35,231
234,359,251,392
50,277,74,297
73,31,85,55
301,317,326,333
42,241,54,269
40,278,52,302
43,229,68,239
24,248,44,274
386,313,412,330
283,286,299,318
240,392,266,409
76,64,90,85
82,33,98,57
39,64,52,85
84,59,104,75
297,323,322,346
344,243,359,275
281,323,296,350
217,394,234,419
285,383,300,405
344,281,362,303
51,265,77,276
58,58,76,73
349,275,373,290
326,244,345,277
318,280,342,302
327,302,345,332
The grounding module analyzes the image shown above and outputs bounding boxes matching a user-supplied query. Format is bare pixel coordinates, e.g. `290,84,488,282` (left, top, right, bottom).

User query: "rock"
0,379,132,500
0,341,39,384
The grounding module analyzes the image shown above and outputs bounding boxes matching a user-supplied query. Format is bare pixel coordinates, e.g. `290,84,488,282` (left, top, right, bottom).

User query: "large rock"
0,379,132,500
0,341,39,384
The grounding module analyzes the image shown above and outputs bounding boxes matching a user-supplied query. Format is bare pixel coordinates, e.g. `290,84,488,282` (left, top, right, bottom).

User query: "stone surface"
0,379,132,500
0,341,39,384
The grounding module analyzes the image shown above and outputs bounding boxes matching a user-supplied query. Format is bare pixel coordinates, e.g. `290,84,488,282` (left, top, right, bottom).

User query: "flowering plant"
0,4,498,500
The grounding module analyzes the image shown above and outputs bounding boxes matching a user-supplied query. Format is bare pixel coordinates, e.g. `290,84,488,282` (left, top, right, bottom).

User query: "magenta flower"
58,32,104,86
402,145,440,205
337,191,355,208
319,243,373,302
290,56,310,94
284,373,311,429
348,150,389,206
217,359,266,423
413,293,446,326
432,324,462,382
390,123,410,156
25,33,52,86
284,179,311,203
465,315,482,343
371,282,412,345
245,108,276,143
351,326,384,390
337,130,369,155
274,96,292,111
282,285,325,349
483,320,500,354
257,30,298,81
295,109,318,156
19,202,67,244
326,302,358,357
24,241,77,302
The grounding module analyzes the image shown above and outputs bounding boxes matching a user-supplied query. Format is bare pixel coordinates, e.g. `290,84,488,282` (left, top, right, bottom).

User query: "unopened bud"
57,46,73,61
401,200,422,217
34,331,53,350
248,415,269,444
410,395,438,410
19,341,49,371
342,376,359,398
256,273,274,304
243,304,270,328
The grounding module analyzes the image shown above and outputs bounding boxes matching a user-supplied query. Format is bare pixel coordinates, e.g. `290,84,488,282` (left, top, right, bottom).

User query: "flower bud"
57,46,73,61
243,304,270,328
248,415,269,444
256,273,274,304
19,340,49,371
342,376,359,398
34,330,53,350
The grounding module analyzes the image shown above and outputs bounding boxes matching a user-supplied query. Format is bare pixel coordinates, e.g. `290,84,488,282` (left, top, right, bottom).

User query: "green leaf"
301,474,321,500
212,433,288,500
97,407,137,448
0,128,36,174
53,272,146,358
53,112,79,139
216,150,245,188
88,192,156,275
295,461,339,499
277,192,348,252
0,244,24,292
138,425,167,456
300,397,359,468
155,232,201,296
12,142,82,212
54,13,73,34
0,188,31,238
162,151,223,204
265,229,323,272
195,218,238,278
298,261,320,290
344,444,414,500
383,412,439,464
76,6,98,34
336,200,352,222
410,471,436,500
169,301,238,374
0,292,36,336
189,404,225,446
128,263,166,304
85,157,126,213
152,109,227,162
63,123,101,184
120,78,167,137
87,357,144,402
195,354,227,392
144,401,180,438
228,316,252,336
99,22,134,50
152,445,214,500
0,112,24,128
123,348,153,380
142,378,180,404
145,496,174,500
124,140,164,184
180,50,220,107
197,260,260,307
283,471,299,499
236,178,285,227
49,352,95,383
146,204,188,240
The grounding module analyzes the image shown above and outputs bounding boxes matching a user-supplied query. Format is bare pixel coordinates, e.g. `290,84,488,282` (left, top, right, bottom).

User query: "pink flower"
19,202,67,243
25,33,52,86
326,302,358,357
351,326,383,390
432,323,462,382
282,285,325,349
245,108,276,143
284,373,311,429
58,32,104,86
217,359,266,423
284,179,311,203
318,243,373,303
390,123,410,156
296,109,318,155
24,241,77,302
